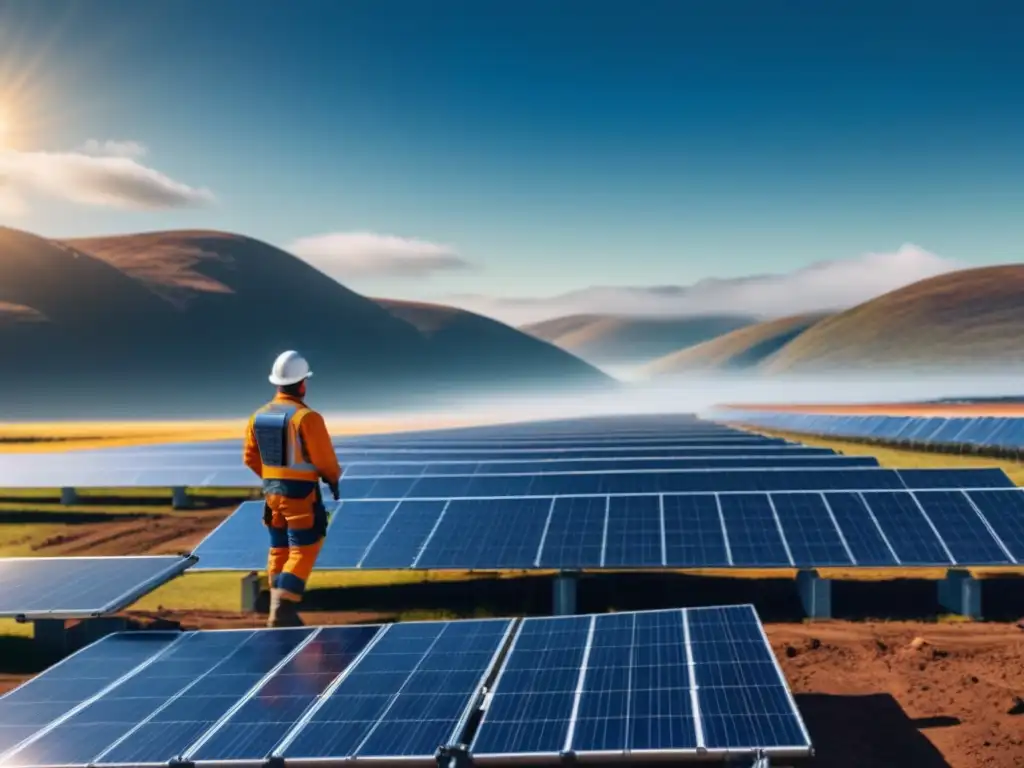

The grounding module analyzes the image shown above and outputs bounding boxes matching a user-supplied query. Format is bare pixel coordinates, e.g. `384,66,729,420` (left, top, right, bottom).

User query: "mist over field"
317,372,1024,431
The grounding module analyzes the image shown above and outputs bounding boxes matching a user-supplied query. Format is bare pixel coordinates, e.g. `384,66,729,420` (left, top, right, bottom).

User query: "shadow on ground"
798,693,953,767
296,572,1024,623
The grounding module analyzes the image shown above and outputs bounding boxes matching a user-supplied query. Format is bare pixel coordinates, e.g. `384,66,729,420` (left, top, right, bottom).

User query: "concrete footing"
938,568,982,619
59,487,79,506
797,569,832,619
241,572,263,612
552,572,579,616
171,486,189,510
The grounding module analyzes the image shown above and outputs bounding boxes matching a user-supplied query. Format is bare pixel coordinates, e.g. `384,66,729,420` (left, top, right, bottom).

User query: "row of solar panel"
340,454,880,477
332,432,776,449
722,411,1024,450
0,607,809,767
7,459,994,494
0,448,859,487
0,446,835,490
336,467,1013,500
192,487,1024,571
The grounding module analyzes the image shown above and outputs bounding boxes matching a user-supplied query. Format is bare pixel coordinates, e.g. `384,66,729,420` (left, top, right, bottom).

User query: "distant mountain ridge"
762,265,1024,373
643,313,832,376
520,313,757,368
0,227,610,419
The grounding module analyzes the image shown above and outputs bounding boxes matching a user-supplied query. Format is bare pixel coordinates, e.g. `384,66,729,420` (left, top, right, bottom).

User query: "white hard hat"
269,350,313,386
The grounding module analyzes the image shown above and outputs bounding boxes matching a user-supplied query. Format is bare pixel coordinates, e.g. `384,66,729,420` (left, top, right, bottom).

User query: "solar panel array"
193,486,1024,571
0,556,198,620
0,606,811,767
717,410,1024,452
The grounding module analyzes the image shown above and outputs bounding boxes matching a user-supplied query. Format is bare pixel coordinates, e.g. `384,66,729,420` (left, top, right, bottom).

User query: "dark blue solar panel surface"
718,495,791,567
472,607,809,759
688,606,809,750
414,498,551,569
0,633,179,758
662,494,729,567
821,493,896,566
862,492,952,566
537,496,606,568
603,495,663,567
316,501,399,568
343,455,878,477
189,626,378,762
770,493,852,567
912,491,1009,565
281,619,512,760
194,484,1024,571
896,468,1015,490
340,468,928,500
0,556,196,619
965,490,1024,562
471,615,590,756
359,500,450,569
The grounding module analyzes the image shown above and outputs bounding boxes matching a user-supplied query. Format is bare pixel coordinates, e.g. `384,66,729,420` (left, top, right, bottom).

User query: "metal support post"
33,619,67,655
796,569,832,619
938,568,982,619
552,571,579,616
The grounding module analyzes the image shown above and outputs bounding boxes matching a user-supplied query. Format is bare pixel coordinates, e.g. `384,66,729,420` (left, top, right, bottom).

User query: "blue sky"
1,0,1023,322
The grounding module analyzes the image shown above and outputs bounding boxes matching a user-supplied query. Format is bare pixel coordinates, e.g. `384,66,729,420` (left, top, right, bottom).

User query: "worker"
243,350,342,628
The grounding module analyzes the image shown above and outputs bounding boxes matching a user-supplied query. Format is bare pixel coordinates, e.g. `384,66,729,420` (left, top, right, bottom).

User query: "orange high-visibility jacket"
244,393,342,495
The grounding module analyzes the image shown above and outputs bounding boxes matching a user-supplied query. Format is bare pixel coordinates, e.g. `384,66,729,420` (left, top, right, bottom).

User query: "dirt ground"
3,507,1024,767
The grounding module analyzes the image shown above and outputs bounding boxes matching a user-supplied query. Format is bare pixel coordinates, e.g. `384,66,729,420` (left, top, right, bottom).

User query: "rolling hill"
643,313,831,376
0,227,610,418
373,298,605,393
520,313,757,368
761,265,1024,374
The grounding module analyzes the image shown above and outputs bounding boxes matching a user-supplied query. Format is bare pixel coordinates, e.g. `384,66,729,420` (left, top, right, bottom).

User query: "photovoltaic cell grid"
192,486,1024,571
716,410,1024,451
0,607,809,767
471,605,809,761
0,556,198,620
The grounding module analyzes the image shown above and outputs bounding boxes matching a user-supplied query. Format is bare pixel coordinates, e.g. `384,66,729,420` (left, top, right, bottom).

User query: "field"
1,425,1023,767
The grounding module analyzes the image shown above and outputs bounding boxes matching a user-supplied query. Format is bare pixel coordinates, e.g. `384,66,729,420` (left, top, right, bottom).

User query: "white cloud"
288,231,471,279
448,244,966,326
0,143,215,214
76,139,148,159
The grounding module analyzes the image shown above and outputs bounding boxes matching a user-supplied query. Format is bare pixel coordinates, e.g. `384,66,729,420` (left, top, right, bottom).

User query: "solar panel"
961,489,1024,562
279,619,512,761
343,454,879,477
339,467,936,501
0,449,848,491
471,606,811,761
193,486,1024,572
0,556,197,620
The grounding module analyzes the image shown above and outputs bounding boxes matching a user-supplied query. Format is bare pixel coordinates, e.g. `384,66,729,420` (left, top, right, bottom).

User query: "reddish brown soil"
2,508,227,557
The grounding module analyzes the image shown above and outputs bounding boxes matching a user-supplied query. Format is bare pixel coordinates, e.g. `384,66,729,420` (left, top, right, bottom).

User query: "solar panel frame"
469,606,811,765
0,555,198,620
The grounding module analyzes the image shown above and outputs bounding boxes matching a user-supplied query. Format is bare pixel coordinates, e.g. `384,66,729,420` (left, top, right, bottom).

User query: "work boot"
275,599,304,628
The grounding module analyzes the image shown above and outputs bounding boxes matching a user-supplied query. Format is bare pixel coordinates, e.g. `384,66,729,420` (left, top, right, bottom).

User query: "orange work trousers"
264,488,329,601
